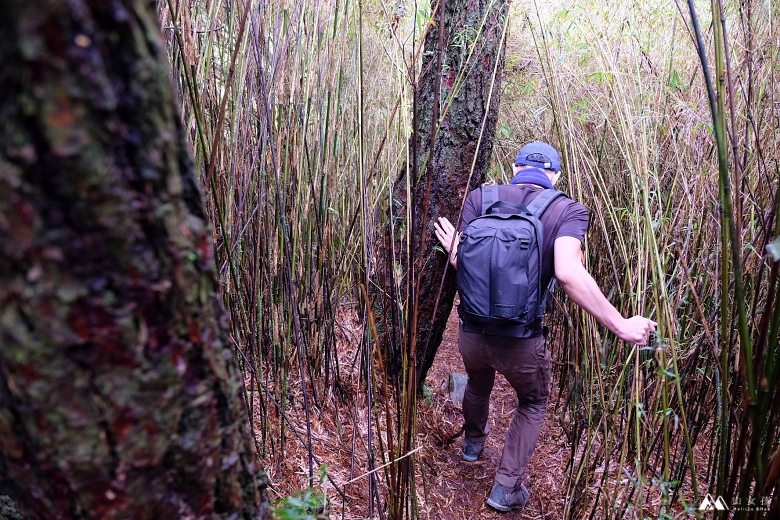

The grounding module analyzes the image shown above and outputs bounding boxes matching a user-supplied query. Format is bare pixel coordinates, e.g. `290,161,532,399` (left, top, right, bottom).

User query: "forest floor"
260,303,569,519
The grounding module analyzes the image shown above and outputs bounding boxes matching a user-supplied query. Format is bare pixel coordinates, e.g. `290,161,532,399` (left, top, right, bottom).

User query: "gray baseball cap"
514,142,561,172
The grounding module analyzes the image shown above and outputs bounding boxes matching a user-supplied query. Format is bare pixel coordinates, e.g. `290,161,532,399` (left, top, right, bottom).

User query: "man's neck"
509,167,554,189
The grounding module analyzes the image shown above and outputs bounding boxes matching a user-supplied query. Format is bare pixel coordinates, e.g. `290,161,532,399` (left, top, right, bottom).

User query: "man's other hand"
616,316,658,346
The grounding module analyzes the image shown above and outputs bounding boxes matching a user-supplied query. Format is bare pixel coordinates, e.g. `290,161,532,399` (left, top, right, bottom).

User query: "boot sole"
486,497,523,512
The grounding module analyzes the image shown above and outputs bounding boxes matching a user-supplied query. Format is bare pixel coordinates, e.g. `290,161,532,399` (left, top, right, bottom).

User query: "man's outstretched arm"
554,236,657,345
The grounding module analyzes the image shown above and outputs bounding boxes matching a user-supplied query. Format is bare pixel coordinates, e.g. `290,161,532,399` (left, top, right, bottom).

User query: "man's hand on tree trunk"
434,217,460,269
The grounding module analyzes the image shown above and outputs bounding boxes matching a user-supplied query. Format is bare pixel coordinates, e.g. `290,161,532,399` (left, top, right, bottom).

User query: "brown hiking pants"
459,322,551,490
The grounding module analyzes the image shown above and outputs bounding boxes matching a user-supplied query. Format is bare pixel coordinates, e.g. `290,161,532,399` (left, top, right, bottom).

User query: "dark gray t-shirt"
458,184,590,292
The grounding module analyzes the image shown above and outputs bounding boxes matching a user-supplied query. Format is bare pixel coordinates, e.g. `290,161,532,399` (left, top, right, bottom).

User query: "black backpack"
457,184,567,338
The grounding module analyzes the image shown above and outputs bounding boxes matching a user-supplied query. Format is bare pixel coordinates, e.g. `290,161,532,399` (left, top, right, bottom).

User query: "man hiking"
434,141,657,512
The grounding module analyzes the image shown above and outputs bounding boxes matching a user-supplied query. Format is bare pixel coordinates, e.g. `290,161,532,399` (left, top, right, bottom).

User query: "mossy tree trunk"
0,1,269,518
380,0,510,389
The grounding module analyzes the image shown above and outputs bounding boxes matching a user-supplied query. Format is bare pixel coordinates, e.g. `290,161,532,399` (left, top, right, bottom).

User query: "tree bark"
0,1,269,518
380,0,509,388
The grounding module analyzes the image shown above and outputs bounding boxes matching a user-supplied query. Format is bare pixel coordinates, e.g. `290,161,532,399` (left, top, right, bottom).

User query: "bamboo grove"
159,0,779,517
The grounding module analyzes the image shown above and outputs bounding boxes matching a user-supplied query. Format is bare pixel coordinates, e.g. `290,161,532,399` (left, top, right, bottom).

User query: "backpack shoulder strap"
486,200,528,215
526,189,568,217
480,184,499,216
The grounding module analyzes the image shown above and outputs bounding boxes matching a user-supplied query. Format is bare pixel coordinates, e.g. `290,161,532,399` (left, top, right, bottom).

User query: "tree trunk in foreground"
0,1,269,518
381,0,509,388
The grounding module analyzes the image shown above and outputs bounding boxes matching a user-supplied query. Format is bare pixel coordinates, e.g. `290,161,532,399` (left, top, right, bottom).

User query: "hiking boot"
462,439,484,462
486,482,529,512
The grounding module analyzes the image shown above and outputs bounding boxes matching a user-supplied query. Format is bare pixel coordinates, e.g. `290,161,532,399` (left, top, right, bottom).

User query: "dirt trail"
417,305,569,519
261,302,571,519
